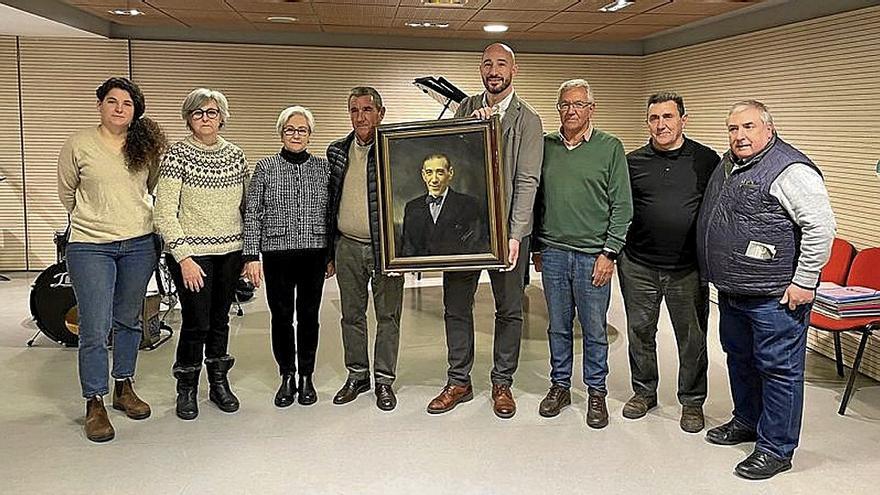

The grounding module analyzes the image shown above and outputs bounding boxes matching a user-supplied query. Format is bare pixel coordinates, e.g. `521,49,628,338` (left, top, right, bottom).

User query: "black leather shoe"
333,377,370,405
298,375,317,406
735,450,792,480
706,418,758,446
539,385,571,418
375,383,397,411
274,373,296,408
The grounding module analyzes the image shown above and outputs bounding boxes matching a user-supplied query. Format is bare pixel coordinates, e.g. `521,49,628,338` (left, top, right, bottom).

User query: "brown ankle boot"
112,378,151,419
85,397,115,443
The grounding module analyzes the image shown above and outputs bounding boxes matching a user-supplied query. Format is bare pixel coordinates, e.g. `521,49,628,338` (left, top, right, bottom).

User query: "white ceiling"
0,3,102,37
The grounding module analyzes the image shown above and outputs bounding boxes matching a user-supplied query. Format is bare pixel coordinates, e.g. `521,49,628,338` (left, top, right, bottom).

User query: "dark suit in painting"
400,188,488,257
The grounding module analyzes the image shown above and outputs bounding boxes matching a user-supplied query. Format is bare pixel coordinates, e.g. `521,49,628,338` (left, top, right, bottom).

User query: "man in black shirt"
620,92,720,433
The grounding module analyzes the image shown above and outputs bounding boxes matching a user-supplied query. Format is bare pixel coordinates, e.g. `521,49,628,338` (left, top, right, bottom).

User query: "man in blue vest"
697,100,835,480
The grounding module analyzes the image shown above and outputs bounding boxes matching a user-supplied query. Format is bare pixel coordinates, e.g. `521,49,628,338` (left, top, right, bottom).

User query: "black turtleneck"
280,147,310,164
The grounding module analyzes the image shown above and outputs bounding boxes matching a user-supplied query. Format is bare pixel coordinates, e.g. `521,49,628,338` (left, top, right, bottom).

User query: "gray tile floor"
1,270,877,494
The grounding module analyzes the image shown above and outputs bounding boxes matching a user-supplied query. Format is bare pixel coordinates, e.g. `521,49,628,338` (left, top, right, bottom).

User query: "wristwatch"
601,249,619,261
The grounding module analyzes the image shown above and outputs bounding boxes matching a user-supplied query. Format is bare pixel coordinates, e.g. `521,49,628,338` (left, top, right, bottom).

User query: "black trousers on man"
442,236,530,386
262,249,327,377
167,251,242,368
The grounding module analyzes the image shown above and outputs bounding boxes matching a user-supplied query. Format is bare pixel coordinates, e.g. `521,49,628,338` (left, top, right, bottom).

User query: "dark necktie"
426,195,443,206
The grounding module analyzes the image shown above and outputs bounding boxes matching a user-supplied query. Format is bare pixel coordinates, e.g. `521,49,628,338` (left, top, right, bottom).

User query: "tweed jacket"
242,151,330,259
455,92,544,241
326,131,382,269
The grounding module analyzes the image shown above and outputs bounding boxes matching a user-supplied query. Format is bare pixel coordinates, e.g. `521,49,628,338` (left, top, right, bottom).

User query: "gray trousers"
335,236,405,386
618,253,709,406
442,236,530,387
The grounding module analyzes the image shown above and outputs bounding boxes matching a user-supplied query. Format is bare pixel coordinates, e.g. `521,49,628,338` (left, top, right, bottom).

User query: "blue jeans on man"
67,234,158,398
541,247,611,394
718,292,810,460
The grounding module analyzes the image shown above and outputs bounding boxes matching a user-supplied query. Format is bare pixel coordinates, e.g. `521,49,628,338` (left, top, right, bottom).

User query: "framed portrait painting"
375,116,508,273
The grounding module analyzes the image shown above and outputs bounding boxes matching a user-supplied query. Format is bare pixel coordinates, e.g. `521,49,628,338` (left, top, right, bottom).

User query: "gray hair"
348,86,383,110
181,88,230,130
557,79,594,104
728,99,774,126
276,105,316,136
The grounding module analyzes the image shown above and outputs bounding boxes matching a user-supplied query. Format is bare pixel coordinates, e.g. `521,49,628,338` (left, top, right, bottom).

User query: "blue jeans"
541,247,612,393
718,292,810,460
67,234,158,398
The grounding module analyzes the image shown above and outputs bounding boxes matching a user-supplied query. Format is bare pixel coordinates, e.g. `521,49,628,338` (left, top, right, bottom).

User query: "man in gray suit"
427,42,544,419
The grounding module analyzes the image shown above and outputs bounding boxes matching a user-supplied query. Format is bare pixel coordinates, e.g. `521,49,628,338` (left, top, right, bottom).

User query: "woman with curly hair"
58,77,167,443
155,88,248,420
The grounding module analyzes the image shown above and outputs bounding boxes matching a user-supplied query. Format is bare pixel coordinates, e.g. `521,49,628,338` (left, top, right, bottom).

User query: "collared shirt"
559,125,594,151
427,188,449,223
482,91,515,120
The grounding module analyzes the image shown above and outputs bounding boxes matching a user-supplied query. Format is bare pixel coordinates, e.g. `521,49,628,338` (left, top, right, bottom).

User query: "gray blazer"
455,92,544,241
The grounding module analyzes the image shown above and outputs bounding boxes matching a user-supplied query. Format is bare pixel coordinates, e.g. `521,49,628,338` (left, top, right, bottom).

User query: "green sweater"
535,129,633,254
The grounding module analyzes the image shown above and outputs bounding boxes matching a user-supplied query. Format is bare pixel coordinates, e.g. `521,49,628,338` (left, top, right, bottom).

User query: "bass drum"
29,261,79,347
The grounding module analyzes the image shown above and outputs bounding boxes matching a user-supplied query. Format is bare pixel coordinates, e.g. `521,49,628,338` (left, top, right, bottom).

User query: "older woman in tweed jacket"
242,105,334,408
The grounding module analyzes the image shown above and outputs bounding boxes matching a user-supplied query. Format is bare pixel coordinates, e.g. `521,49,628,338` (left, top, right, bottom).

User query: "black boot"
172,365,201,420
274,373,296,408
205,355,240,413
298,375,317,405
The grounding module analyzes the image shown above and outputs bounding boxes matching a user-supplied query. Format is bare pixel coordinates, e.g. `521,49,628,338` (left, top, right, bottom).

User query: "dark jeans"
618,254,709,406
167,251,242,368
719,292,810,460
67,233,159,397
442,236,530,387
335,236,404,386
540,246,611,393
262,249,327,376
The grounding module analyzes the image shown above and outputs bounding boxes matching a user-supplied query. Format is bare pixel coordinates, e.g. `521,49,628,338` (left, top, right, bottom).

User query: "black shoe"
274,373,296,408
298,375,317,406
735,450,792,480
333,377,370,405
172,365,201,420
706,418,758,446
375,383,397,411
205,355,240,413
539,385,571,418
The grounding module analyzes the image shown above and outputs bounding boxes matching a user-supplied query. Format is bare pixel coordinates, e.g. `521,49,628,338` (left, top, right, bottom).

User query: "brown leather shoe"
491,384,516,419
539,385,571,418
680,405,705,433
112,378,151,420
426,384,473,414
587,394,609,429
84,397,115,443
622,394,657,420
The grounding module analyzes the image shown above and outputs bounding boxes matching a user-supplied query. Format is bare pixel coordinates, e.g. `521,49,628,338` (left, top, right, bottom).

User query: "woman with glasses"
58,77,167,442
154,88,248,420
242,106,333,408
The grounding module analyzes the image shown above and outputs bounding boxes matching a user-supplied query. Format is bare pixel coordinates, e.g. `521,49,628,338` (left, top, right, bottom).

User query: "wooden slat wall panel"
0,37,25,270
129,41,644,167
18,38,130,268
643,6,880,381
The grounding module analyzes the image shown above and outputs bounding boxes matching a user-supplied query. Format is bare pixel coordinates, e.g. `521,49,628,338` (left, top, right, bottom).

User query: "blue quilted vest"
697,137,820,296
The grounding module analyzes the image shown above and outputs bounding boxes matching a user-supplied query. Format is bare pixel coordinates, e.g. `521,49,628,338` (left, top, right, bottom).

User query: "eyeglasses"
282,126,310,136
191,108,221,120
556,101,594,112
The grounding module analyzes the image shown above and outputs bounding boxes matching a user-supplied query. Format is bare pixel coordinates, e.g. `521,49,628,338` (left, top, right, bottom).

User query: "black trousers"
262,249,327,376
167,251,242,368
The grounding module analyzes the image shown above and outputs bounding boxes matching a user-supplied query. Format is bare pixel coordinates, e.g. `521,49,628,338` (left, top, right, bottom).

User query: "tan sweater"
57,126,157,243
336,139,372,243
154,136,248,262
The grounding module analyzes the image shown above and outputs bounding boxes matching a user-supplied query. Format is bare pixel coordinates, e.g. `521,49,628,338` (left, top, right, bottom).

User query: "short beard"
484,77,510,95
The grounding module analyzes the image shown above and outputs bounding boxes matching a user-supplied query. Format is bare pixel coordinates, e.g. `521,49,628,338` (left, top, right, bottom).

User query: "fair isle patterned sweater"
154,135,249,262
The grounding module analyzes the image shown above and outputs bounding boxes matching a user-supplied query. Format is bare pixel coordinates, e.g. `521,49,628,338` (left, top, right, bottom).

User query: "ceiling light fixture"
421,0,468,6
109,8,143,16
405,21,450,28
266,16,298,23
598,0,636,12
483,24,509,33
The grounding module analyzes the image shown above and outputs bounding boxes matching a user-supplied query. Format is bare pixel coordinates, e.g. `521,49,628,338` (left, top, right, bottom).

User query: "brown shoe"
680,405,705,433
84,397,115,443
622,394,657,420
426,384,473,414
539,385,571,418
491,383,516,419
112,378,151,420
587,394,609,429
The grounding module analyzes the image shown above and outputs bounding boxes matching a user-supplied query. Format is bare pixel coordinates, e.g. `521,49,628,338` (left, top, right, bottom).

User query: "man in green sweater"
532,79,633,429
